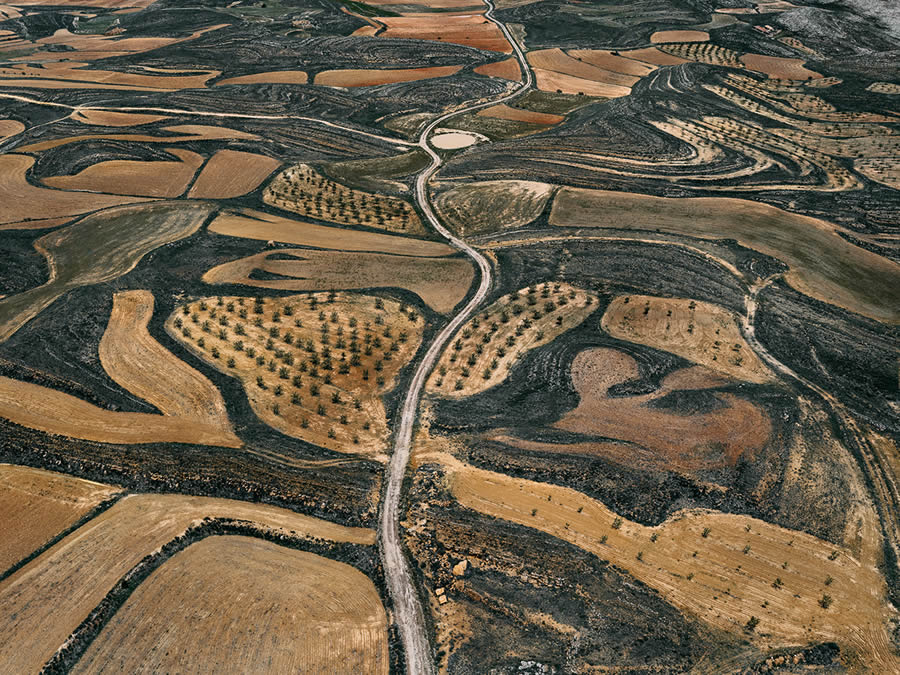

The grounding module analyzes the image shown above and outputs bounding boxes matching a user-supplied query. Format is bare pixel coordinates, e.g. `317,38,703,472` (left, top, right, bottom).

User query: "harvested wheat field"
740,53,821,80
550,188,900,323
434,180,554,235
427,283,596,397
0,493,373,673
43,148,203,197
215,70,308,86
528,48,641,88
264,163,424,234
100,289,238,438
429,452,899,671
474,57,521,81
373,14,512,53
0,63,219,91
532,68,632,98
0,215,75,231
315,65,463,87
167,292,424,458
0,201,213,343
203,249,474,314
476,103,563,125
602,295,774,383
71,109,170,127
619,46,689,66
0,154,150,224
74,536,389,675
567,49,657,77
650,30,709,43
0,119,24,142
17,124,257,153
0,464,121,573
207,208,454,257
187,150,281,199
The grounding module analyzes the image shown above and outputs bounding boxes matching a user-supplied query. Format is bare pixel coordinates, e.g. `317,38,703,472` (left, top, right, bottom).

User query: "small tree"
745,616,759,632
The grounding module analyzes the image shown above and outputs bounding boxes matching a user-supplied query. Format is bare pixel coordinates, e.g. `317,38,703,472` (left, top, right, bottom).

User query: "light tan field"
0,492,374,673
0,119,24,142
532,68,632,97
187,150,281,199
71,109,169,126
620,46,689,66
427,283,596,397
568,49,657,77
0,63,219,91
316,65,462,87
550,187,900,323
215,70,308,86
0,464,121,573
420,449,898,671
42,148,203,197
17,124,257,152
203,249,473,314
73,536,389,675
528,48,640,88
650,29,709,43
0,216,74,231
602,295,774,383
434,179,554,235
168,292,423,458
207,208,455,257
100,290,238,440
867,82,900,95
473,57,521,81
476,103,563,125
374,14,512,53
0,154,150,224
264,163,424,234
740,53,821,80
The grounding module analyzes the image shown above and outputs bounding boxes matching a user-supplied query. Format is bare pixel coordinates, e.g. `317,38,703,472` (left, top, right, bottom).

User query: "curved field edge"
0,493,375,673
50,528,389,674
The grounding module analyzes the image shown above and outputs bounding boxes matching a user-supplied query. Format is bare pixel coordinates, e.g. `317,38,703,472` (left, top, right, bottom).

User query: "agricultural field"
1,0,899,672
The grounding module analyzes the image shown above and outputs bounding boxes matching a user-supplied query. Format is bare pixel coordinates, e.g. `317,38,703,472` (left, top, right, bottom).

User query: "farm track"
378,1,534,672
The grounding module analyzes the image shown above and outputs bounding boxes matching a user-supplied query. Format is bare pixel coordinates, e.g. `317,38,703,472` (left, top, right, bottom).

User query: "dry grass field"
739,53,821,80
315,65,463,87
867,82,900,95
17,124,257,153
527,49,638,98
434,180,554,235
474,58,521,81
70,109,170,127
426,283,596,397
568,49,658,77
0,119,24,142
601,295,774,383
854,157,900,191
167,292,424,458
43,148,204,198
550,188,900,323
100,290,239,439
73,536,388,674
366,14,511,53
0,492,374,673
650,30,709,43
208,208,454,256
203,248,473,314
215,70,308,86
187,150,281,199
0,63,219,91
264,163,424,234
475,103,563,126
419,450,899,671
0,464,121,573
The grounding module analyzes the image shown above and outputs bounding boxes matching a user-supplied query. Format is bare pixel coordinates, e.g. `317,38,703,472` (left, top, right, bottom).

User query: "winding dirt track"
377,1,533,673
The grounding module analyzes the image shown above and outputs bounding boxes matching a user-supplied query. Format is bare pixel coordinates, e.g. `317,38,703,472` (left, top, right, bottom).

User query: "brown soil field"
263,163,424,234
0,492,374,673
0,154,150,224
473,57,521,80
434,179,555,235
650,29,709,43
0,119,24,142
475,103,563,125
550,188,900,323
567,49,657,77
203,249,474,314
207,208,455,257
17,124,257,153
167,292,423,458
528,48,641,88
74,536,389,674
42,148,203,197
601,295,774,383
506,347,771,473
620,46,689,66
100,289,238,440
0,375,242,447
427,283,596,397
0,63,219,91
187,150,281,199
71,109,170,126
375,14,512,53
0,464,121,573
739,53,821,80
429,451,898,671
532,68,632,98
315,65,463,87
215,70,308,86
